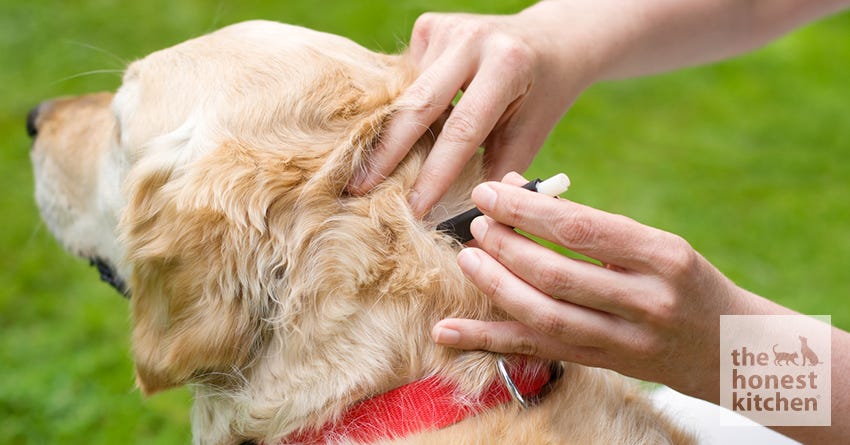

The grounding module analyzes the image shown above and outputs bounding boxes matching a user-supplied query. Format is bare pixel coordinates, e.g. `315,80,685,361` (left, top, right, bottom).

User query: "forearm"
520,0,850,81
771,327,850,443
745,294,850,443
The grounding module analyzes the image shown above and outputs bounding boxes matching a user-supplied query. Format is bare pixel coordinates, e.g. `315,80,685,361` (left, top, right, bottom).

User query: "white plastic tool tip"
536,173,571,196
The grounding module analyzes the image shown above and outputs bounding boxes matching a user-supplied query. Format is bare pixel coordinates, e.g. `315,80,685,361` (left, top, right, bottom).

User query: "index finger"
471,181,675,273
408,57,532,216
348,50,474,195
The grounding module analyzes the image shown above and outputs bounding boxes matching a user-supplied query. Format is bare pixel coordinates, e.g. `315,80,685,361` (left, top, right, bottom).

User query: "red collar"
277,357,561,445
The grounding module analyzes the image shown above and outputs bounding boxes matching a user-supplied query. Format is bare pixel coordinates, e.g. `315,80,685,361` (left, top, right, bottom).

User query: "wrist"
515,0,645,84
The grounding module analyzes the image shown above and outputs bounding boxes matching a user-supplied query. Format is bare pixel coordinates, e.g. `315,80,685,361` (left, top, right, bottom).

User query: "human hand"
349,0,850,216
432,172,762,402
348,6,597,216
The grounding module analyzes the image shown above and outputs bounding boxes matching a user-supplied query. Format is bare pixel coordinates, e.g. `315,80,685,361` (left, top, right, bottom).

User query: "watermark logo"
720,315,831,426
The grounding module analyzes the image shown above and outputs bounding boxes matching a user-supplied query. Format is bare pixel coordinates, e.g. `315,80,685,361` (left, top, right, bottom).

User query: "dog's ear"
121,142,306,394
129,252,262,394
121,53,414,395
121,129,383,394
314,107,394,192
299,54,418,197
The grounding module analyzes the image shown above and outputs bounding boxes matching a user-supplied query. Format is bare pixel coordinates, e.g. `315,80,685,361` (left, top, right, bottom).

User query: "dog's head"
29,21,485,400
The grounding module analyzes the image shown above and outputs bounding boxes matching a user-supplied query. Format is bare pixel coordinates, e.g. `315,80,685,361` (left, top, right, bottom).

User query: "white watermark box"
720,315,831,426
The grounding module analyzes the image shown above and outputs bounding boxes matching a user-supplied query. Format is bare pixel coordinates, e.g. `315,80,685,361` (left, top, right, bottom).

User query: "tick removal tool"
437,173,571,243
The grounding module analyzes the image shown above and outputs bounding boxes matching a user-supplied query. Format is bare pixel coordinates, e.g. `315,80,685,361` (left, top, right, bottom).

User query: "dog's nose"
26,104,41,139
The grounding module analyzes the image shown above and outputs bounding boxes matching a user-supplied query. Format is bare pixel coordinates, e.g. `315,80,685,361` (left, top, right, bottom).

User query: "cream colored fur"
30,21,694,445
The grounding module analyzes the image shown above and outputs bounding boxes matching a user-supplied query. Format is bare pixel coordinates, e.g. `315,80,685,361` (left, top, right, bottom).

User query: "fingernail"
433,324,461,345
469,216,487,241
457,248,481,274
471,184,497,212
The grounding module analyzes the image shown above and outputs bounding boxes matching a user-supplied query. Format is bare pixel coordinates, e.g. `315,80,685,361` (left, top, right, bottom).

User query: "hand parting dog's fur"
30,21,694,444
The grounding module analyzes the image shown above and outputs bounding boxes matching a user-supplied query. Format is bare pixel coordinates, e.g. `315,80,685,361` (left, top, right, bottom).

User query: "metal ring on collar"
496,356,530,409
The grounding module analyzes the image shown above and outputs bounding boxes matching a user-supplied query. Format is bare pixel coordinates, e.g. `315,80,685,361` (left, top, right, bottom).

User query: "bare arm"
351,0,850,214
535,0,850,80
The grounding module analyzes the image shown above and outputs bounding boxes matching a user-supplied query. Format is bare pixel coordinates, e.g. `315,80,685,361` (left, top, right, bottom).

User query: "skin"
350,0,850,215
349,0,850,442
434,172,850,443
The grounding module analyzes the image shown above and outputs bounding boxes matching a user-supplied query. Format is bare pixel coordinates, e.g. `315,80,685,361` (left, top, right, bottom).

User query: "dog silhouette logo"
799,336,822,366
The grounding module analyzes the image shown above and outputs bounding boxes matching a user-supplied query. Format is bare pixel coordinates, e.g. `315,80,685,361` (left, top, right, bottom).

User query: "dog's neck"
191,152,514,443
280,357,560,445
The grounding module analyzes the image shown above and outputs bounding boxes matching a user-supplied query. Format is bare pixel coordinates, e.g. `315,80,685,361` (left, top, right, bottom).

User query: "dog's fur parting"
30,21,694,444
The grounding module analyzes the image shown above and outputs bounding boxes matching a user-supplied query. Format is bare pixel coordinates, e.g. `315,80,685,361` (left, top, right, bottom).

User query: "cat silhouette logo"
772,343,798,366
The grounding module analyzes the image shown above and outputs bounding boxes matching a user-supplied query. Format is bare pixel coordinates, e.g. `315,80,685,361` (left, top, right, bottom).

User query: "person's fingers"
500,170,527,186
432,319,608,365
409,50,534,216
348,48,475,195
469,216,644,320
455,247,620,348
470,181,687,274
407,12,439,61
481,107,555,181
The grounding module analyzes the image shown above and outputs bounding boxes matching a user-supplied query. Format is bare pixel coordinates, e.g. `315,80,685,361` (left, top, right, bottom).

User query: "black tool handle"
436,179,541,244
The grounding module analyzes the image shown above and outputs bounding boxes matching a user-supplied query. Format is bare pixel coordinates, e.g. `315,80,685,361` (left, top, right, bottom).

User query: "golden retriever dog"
28,21,695,444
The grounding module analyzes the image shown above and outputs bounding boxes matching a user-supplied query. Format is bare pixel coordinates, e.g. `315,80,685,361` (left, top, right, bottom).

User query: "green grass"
1,1,848,443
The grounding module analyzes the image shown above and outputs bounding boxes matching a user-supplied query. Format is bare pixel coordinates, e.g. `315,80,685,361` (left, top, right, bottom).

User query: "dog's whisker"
26,220,46,247
391,32,409,53
7,222,50,279
205,0,228,33
63,40,129,66
49,69,125,86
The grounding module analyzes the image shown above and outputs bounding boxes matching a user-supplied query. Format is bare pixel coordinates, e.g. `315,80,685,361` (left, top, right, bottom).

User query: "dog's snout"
26,104,41,139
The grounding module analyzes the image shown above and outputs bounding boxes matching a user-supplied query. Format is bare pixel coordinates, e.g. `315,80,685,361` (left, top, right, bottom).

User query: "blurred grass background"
1,0,848,443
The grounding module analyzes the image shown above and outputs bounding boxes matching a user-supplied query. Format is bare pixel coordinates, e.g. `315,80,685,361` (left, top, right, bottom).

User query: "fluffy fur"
30,21,694,444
